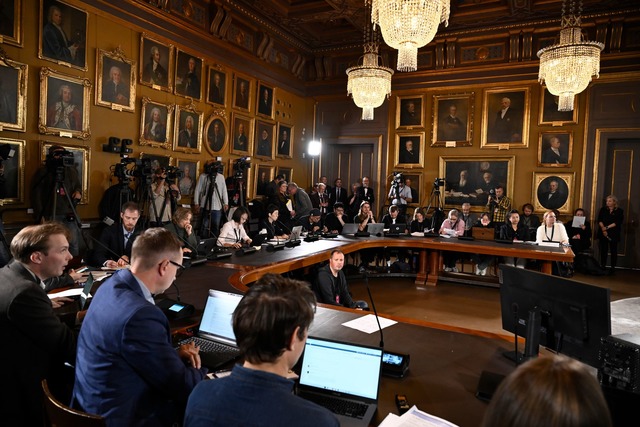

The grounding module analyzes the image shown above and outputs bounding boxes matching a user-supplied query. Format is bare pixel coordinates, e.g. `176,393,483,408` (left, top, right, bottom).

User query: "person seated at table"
439,209,465,272
521,203,541,240
324,202,349,234
499,210,529,268
218,206,252,249
568,208,592,254
481,354,612,427
410,208,428,232
300,208,326,234
354,201,376,272
314,250,368,310
260,204,289,240
93,201,141,268
164,207,198,254
473,212,495,276
381,205,407,232
536,210,569,245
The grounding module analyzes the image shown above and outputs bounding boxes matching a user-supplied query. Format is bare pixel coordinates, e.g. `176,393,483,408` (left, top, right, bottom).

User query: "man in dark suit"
541,136,567,164
258,87,271,116
356,176,375,210
539,179,566,210
208,71,224,104
101,65,130,106
0,222,78,426
93,202,140,268
490,97,522,143
266,174,284,201
399,139,419,164
277,129,290,156
178,115,198,148
142,45,168,87
72,228,207,426
329,178,348,210
233,122,248,151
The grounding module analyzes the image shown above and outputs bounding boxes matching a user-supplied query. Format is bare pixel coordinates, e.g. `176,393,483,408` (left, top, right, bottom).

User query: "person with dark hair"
314,250,368,310
301,208,326,234
0,222,79,427
73,228,206,426
473,212,495,276
218,206,252,248
266,174,284,201
150,167,181,226
381,205,405,230
597,195,624,274
410,208,427,232
329,178,348,210
499,210,529,268
486,184,511,225
325,202,348,234
93,201,140,268
521,203,541,240
165,207,198,254
193,159,228,238
439,209,465,272
260,204,289,240
568,208,592,254
42,5,80,64
481,355,612,427
184,274,338,427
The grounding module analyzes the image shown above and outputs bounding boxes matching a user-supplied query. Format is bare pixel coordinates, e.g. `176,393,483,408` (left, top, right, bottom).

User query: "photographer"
150,167,181,226
31,145,82,256
486,184,511,226
194,159,228,238
387,173,412,220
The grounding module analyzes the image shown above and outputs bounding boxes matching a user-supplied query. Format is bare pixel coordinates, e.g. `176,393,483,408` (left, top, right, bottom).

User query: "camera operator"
150,167,181,226
486,184,511,226
194,159,228,238
387,173,412,220
31,145,82,256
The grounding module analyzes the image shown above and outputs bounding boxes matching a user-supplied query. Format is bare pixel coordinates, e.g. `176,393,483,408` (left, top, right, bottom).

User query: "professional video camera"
112,157,153,184
0,144,15,162
391,172,403,188
204,160,224,175
233,157,251,180
163,166,184,184
45,149,75,170
433,177,445,188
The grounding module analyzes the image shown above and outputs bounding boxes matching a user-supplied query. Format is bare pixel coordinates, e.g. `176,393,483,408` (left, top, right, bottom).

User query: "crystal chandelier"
371,0,449,72
537,0,603,111
346,2,394,121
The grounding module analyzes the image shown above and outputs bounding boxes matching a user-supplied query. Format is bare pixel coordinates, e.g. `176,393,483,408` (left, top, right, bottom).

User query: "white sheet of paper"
341,314,397,334
378,406,459,427
48,288,83,299
286,200,293,211
571,216,586,228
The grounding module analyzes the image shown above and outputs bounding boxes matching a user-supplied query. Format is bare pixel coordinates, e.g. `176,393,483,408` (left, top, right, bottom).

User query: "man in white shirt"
194,160,228,238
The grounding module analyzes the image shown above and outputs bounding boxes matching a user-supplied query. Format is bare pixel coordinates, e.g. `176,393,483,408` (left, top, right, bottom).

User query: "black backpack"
574,253,607,276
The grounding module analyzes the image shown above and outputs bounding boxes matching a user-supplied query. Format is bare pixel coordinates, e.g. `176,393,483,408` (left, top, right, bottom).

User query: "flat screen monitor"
499,265,611,367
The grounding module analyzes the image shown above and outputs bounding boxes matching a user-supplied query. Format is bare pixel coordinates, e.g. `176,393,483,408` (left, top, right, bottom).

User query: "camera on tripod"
45,149,74,170
112,157,153,185
433,177,445,188
163,166,183,184
204,160,224,175
392,172,404,188
233,157,251,180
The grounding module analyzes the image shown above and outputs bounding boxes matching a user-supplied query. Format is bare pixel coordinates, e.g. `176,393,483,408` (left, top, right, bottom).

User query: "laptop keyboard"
304,393,368,419
179,337,239,357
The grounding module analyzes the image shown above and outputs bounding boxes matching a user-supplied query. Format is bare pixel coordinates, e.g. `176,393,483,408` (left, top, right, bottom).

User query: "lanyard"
545,225,555,241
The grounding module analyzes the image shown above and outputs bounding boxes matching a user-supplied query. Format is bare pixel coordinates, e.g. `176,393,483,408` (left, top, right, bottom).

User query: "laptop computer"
289,225,303,241
178,289,243,369
367,223,384,236
78,273,96,310
386,223,406,236
196,238,217,256
297,336,383,427
472,227,495,241
341,223,359,236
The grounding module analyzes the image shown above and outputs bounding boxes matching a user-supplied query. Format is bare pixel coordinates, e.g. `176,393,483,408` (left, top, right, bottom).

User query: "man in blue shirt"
184,274,339,427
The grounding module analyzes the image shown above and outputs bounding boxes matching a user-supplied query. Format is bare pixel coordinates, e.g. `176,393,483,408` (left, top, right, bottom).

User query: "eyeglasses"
169,260,185,277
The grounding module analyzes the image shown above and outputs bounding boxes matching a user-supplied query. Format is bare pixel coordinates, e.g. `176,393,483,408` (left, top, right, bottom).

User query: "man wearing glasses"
72,228,206,426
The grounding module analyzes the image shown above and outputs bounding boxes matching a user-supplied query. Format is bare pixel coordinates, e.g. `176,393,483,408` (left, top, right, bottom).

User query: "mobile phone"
395,394,410,414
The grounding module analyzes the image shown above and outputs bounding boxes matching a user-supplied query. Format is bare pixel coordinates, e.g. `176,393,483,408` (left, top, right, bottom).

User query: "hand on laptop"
51,297,74,309
179,341,202,369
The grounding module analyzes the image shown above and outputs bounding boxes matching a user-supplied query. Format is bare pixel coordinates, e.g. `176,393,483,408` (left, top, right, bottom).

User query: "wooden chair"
42,379,106,427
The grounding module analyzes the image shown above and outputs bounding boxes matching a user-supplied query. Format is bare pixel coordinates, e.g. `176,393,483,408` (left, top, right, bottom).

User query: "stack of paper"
379,405,459,427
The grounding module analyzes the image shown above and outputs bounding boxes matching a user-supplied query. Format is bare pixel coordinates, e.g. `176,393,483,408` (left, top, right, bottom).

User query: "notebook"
297,337,383,427
178,289,243,370
472,226,495,241
366,223,384,236
341,223,359,236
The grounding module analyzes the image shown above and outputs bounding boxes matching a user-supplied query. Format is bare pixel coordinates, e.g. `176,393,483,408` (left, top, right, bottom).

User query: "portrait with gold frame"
396,95,423,129
139,97,173,149
400,172,422,207
538,131,573,167
139,33,173,92
96,46,136,112
254,165,274,197
275,166,293,184
395,133,424,168
206,65,226,107
276,123,293,159
230,112,253,156
39,67,91,140
0,137,25,204
1,0,22,47
39,0,87,70
431,92,474,147
41,141,90,204
254,120,275,160
256,81,274,119
0,57,28,132
203,110,227,155
174,49,203,101
539,86,578,125
140,152,172,175
173,102,203,154
533,172,574,214
175,158,200,201
232,72,253,112
481,86,530,149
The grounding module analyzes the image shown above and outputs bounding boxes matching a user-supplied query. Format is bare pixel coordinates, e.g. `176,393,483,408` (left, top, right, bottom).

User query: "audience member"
165,207,198,254
355,201,376,271
314,250,368,309
150,167,181,226
324,202,349,234
260,204,289,240
288,182,313,225
568,208,592,254
499,210,529,268
521,203,541,240
266,174,284,201
301,208,326,234
410,208,427,232
218,206,252,248
439,209,465,272
193,160,228,238
347,182,361,218
356,176,375,211
329,178,348,210
310,182,330,216
473,212,495,276
93,201,140,267
388,179,412,219
460,202,477,237
381,205,406,230
536,210,569,244
486,184,511,225
597,195,624,274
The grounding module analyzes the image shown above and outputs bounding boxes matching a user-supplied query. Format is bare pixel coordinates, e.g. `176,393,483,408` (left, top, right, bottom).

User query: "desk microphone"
362,271,383,348
156,279,195,320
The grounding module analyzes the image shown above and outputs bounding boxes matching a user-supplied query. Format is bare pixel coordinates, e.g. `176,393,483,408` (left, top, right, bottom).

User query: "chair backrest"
42,379,106,427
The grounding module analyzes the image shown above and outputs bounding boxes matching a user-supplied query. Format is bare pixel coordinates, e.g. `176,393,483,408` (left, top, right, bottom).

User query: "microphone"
362,271,383,348
276,219,293,236
156,279,195,320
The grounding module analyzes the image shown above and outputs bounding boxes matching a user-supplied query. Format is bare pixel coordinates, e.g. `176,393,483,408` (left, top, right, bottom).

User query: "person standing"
597,195,624,274
194,160,228,238
356,176,375,210
314,250,367,309
288,182,313,225
486,185,511,225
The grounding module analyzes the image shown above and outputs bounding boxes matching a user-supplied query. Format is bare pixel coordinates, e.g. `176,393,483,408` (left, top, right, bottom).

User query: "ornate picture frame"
254,165,274,197
203,110,227,155
275,166,293,183
256,81,274,119
230,112,253,156
206,65,226,106
395,133,424,168
174,48,203,101
0,57,28,132
431,92,474,147
276,123,293,158
139,152,172,174
400,173,422,207
41,141,90,204
0,137,25,204
232,72,252,112
439,155,516,211
538,131,573,167
1,0,22,47
173,102,203,154
39,67,91,140
539,86,578,125
254,120,275,160
139,33,173,92
96,46,136,112
481,86,530,149
139,97,173,149
175,158,200,202
396,95,423,129
533,172,574,214
39,0,88,70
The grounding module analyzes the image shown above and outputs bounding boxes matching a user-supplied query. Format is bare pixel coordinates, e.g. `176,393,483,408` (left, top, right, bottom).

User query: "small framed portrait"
206,66,226,106
439,155,515,211
533,172,574,214
139,33,173,92
539,86,578,125
39,0,87,70
41,141,90,204
0,58,28,132
39,67,91,140
174,49,203,101
231,112,253,156
175,158,200,201
1,0,22,46
254,165,274,197
173,103,203,153
396,96,423,128
401,173,422,206
0,137,25,204
140,153,172,175
276,123,293,158
395,133,424,168
481,86,530,148
139,97,173,149
96,47,136,112
432,92,474,147
256,82,274,119
538,131,573,167
232,73,252,112
254,120,275,160
276,166,293,183
203,111,227,155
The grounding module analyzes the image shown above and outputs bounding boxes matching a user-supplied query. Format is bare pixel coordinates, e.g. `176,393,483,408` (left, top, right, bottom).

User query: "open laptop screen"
198,290,243,343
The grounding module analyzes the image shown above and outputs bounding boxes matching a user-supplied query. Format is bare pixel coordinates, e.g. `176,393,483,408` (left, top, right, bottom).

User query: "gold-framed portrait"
256,81,274,119
0,137,25,204
1,0,22,47
275,166,293,183
539,86,578,125
538,131,573,167
255,120,275,160
533,172,575,214
0,57,28,132
139,33,173,92
96,47,136,112
481,86,530,149
399,172,422,207
231,112,253,156
41,141,90,205
139,97,173,149
203,110,227,155
174,49,203,101
395,133,424,168
39,0,87,70
276,122,292,158
396,95,423,129
206,65,226,106
175,158,200,201
232,72,253,112
139,152,173,174
39,67,91,140
173,103,203,153
254,164,274,197
439,155,516,211
431,92,474,147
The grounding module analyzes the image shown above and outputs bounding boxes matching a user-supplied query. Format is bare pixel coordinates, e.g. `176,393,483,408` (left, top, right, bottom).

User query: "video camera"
391,172,403,188
433,177,445,188
204,160,224,175
233,157,251,180
112,157,153,185
0,144,16,162
163,166,184,184
46,149,74,170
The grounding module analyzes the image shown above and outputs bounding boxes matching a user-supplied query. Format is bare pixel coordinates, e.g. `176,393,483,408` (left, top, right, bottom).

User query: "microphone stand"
362,271,383,348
